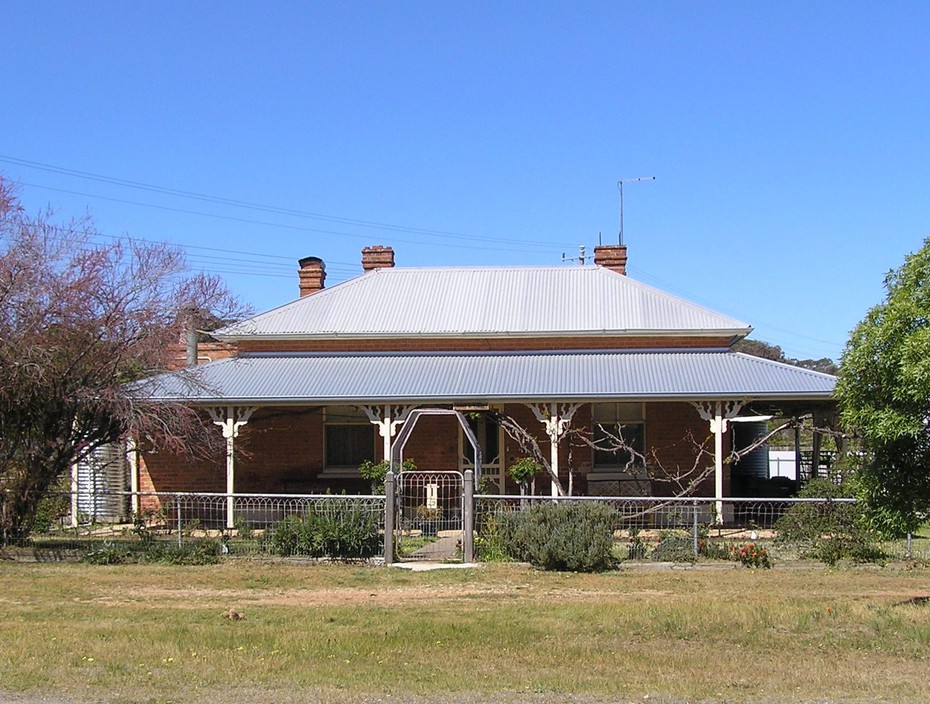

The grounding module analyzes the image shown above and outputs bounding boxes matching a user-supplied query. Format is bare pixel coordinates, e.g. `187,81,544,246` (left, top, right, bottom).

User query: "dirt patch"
95,582,677,609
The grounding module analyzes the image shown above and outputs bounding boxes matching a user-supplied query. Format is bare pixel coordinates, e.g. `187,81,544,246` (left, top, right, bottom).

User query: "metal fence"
10,491,385,559
474,494,930,562
8,490,928,563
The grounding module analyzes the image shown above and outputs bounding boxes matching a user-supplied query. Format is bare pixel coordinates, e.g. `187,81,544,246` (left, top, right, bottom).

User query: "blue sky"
2,2,928,362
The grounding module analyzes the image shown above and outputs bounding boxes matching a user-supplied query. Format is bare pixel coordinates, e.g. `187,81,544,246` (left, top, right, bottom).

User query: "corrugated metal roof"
215,267,751,339
136,351,834,404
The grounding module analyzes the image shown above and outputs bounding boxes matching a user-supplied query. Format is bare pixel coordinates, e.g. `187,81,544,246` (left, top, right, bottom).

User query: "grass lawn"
1,560,929,704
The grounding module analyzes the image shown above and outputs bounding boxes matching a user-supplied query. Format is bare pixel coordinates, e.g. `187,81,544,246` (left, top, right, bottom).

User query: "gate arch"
384,409,481,565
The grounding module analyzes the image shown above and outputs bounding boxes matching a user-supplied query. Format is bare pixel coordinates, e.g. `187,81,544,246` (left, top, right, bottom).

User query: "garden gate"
384,409,480,565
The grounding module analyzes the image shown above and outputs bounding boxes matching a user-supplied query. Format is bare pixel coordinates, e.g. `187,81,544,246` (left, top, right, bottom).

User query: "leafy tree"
0,178,246,544
836,237,930,535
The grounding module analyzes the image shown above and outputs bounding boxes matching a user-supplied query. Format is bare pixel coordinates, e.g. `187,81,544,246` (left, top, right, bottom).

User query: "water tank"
75,443,130,522
732,421,769,481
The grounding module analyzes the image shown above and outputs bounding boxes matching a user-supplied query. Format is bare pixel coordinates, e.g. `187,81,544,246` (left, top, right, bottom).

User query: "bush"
495,501,616,572
32,489,70,533
475,509,522,562
730,542,772,569
262,501,381,560
698,539,731,560
775,477,885,565
626,528,647,560
359,458,416,494
82,537,221,565
509,458,543,488
83,540,135,565
147,539,221,565
651,533,696,563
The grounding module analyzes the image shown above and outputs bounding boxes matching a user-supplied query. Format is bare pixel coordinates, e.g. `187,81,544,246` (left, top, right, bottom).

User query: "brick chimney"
593,244,628,275
297,256,326,296
361,245,395,272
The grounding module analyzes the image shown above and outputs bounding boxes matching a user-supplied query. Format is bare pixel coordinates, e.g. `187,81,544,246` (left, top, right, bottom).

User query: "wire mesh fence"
8,491,385,560
6,490,928,564
475,494,930,563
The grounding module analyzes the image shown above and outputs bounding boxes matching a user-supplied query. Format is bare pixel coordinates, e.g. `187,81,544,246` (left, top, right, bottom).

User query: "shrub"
359,458,416,494
82,537,221,565
83,540,135,565
32,488,70,533
626,528,647,560
475,509,522,562
730,542,772,569
262,501,381,560
698,539,731,560
507,501,616,572
775,477,885,565
147,539,221,565
508,458,543,488
651,533,696,563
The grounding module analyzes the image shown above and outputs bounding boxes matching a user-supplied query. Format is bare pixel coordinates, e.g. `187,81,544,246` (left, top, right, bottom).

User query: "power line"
21,181,564,256
3,155,576,249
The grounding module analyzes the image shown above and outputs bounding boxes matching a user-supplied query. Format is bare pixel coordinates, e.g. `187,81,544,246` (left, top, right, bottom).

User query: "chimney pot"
593,245,628,275
298,256,326,296
361,245,395,272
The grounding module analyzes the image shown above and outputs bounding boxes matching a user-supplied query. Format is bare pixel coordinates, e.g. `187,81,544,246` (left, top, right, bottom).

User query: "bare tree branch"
0,177,249,543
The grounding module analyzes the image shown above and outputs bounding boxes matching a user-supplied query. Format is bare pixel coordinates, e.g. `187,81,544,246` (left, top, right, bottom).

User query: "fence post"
176,495,182,548
692,500,699,557
906,532,913,560
463,469,475,563
384,470,395,566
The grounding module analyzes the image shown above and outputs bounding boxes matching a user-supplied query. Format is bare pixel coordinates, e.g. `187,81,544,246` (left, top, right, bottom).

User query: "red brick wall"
139,407,327,499
235,407,324,492
400,414,460,470
139,401,731,499
644,402,728,496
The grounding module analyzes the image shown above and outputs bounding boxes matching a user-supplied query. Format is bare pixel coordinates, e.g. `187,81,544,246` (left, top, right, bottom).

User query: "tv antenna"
561,245,586,265
617,176,655,245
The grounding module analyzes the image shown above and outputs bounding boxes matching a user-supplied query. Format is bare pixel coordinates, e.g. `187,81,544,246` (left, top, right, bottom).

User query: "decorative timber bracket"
207,406,257,529
362,405,415,461
527,402,581,496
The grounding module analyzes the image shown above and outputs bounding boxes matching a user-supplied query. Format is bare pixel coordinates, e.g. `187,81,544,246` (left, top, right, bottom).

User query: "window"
592,402,645,469
324,407,375,471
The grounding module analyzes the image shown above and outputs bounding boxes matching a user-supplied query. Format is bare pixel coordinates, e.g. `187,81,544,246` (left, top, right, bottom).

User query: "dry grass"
1,560,929,703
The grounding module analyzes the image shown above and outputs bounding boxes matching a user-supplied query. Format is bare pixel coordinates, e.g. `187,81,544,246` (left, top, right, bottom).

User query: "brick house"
135,244,836,521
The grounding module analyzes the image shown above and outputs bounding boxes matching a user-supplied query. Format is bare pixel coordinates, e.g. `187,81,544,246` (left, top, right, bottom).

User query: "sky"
2,2,929,362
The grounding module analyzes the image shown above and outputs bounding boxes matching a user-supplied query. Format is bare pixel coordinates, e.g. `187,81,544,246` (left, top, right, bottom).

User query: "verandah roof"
136,350,835,405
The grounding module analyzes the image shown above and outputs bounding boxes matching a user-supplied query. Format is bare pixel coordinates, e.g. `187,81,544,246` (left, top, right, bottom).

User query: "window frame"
591,402,646,471
321,406,377,477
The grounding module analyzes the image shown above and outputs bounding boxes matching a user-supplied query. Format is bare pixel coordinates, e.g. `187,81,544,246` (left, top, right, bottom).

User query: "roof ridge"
731,351,838,379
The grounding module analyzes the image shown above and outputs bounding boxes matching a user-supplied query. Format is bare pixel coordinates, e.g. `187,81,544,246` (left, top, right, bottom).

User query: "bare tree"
494,412,570,495
0,178,248,543
491,407,841,505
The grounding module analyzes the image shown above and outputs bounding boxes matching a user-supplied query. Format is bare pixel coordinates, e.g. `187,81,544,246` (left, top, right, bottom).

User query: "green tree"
836,237,930,535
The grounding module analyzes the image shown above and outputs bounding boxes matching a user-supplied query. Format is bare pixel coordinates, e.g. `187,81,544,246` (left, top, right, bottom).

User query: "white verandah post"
208,406,256,530
529,402,580,497
70,459,80,528
127,438,140,517
692,400,743,525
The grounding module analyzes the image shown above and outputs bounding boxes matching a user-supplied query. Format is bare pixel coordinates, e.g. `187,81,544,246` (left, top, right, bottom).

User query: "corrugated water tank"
732,421,769,481
75,443,130,522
